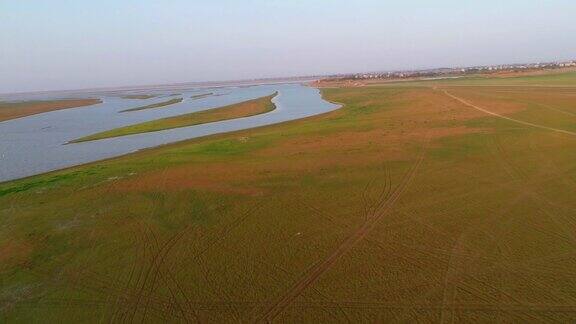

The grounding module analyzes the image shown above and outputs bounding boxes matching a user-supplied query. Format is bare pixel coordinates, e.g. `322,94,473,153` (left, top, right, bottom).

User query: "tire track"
440,89,576,137
254,141,429,323
438,208,513,324
488,134,576,243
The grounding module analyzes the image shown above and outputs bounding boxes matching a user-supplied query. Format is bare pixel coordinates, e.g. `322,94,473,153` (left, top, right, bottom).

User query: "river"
0,83,339,182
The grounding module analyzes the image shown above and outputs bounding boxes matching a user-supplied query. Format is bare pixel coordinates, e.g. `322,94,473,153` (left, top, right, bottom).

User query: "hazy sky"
1,0,576,93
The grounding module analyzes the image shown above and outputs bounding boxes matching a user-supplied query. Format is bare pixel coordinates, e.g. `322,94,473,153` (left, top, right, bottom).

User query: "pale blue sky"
1,0,575,93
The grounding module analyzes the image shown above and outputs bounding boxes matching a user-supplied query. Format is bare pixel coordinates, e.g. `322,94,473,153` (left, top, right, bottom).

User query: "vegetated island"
120,94,157,99
71,92,278,143
0,99,102,122
120,97,183,112
191,93,214,100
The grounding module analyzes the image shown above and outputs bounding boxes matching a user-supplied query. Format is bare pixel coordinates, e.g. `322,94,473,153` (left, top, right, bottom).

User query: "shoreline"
0,85,341,184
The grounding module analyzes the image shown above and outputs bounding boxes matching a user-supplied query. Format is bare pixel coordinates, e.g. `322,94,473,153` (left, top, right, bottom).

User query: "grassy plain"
72,93,277,143
377,71,576,88
0,99,102,122
2,72,576,322
121,98,183,113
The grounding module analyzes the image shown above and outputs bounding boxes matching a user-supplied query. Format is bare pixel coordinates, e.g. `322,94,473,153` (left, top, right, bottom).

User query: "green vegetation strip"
120,94,156,99
71,92,278,143
120,97,183,112
191,92,214,100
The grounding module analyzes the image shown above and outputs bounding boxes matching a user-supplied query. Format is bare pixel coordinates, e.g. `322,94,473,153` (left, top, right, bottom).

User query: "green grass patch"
120,97,183,112
191,92,214,100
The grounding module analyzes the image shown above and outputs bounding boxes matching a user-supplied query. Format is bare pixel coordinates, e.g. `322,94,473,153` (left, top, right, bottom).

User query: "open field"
2,72,576,322
315,69,576,89
72,93,278,143
121,98,184,113
0,99,102,122
417,71,576,87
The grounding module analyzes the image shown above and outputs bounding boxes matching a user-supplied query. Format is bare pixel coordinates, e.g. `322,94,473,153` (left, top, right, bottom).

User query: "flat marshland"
2,72,576,322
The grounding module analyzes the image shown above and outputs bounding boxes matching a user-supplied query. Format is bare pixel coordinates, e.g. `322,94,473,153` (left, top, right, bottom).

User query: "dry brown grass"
0,99,101,122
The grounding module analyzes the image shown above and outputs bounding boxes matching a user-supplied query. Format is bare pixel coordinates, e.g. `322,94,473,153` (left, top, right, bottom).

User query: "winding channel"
0,84,340,182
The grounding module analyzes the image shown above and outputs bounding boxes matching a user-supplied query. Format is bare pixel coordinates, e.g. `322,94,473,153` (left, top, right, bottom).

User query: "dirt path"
439,89,576,137
254,141,428,323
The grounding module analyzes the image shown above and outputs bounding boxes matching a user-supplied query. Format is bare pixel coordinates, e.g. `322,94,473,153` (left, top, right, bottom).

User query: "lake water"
0,84,339,182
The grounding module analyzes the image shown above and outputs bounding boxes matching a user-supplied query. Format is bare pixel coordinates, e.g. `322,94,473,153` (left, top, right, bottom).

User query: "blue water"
0,84,339,182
